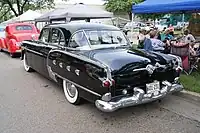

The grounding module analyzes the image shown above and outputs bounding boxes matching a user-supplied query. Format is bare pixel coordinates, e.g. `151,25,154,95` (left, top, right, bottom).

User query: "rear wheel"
63,80,81,105
23,53,33,72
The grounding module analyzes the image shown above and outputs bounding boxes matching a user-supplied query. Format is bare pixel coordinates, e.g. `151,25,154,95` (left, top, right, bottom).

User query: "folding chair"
170,43,197,75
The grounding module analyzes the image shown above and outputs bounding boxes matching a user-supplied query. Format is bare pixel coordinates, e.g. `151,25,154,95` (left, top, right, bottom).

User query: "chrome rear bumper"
95,81,183,112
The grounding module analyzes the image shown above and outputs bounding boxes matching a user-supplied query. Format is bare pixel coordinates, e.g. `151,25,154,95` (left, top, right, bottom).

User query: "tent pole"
182,13,185,23
131,13,134,44
182,13,185,33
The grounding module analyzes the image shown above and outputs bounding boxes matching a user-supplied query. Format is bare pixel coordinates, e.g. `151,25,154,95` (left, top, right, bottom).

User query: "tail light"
102,79,115,88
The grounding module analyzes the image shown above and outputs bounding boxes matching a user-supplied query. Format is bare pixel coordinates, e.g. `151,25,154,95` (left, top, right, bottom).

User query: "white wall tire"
23,53,33,72
63,80,81,105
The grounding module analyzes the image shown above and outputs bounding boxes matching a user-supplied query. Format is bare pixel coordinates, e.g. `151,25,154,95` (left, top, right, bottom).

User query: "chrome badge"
53,60,56,65
66,66,71,71
75,69,80,76
59,62,63,68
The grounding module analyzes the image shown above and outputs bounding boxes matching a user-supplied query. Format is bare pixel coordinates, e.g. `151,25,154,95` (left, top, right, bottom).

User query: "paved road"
0,52,200,133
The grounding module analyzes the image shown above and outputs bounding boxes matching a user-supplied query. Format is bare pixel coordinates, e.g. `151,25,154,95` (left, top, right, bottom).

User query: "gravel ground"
0,52,200,133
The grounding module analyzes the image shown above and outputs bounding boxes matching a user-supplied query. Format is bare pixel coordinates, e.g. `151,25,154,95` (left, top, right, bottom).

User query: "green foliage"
0,0,55,18
105,0,143,13
137,14,165,22
170,13,192,22
105,0,164,21
180,72,200,93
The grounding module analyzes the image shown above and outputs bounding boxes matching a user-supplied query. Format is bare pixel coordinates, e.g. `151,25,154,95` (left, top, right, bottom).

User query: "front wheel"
23,53,33,72
63,80,81,105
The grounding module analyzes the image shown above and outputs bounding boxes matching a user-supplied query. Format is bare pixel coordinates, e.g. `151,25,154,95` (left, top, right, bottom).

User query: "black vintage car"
21,23,183,112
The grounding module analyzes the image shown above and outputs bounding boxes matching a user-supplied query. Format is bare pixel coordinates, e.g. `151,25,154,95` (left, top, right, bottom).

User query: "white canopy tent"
35,3,113,22
66,0,106,5
1,10,42,24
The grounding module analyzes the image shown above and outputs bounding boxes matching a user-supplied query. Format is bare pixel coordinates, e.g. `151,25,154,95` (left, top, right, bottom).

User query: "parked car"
0,22,40,57
21,23,183,112
0,25,6,51
123,22,150,32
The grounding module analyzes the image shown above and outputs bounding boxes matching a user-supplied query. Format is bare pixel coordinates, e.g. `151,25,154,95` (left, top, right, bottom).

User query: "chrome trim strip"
23,47,43,56
133,68,147,72
56,74,101,97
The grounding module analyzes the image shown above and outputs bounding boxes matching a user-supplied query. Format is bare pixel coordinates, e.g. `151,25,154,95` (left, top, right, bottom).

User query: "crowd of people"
136,26,198,56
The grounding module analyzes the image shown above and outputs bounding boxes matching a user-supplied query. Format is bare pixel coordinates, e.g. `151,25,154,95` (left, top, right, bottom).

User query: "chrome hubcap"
66,83,77,98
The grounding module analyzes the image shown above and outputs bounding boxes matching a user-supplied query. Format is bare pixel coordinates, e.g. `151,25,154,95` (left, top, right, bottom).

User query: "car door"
47,31,105,95
31,27,50,76
42,28,67,77
47,31,88,83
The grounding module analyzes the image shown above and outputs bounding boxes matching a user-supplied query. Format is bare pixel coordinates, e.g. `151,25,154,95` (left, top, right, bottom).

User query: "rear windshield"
16,25,33,31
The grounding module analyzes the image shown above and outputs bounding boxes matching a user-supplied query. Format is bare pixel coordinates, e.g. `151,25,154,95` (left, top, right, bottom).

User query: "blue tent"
132,0,200,14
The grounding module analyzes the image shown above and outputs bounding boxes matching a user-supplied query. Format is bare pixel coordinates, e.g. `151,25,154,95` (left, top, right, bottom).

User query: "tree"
0,0,55,17
105,0,143,20
105,0,165,23
0,2,13,22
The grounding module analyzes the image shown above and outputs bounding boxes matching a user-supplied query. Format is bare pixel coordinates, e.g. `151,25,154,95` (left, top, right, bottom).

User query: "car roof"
44,22,120,34
7,23,35,27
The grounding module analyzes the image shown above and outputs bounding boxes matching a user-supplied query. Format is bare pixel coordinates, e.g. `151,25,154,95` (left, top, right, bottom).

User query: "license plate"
146,81,160,96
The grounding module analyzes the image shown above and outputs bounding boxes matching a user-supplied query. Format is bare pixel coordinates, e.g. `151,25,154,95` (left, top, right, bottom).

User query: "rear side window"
16,25,33,31
39,28,49,43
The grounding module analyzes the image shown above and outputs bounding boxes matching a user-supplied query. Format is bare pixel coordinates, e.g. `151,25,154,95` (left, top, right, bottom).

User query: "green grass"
180,72,200,93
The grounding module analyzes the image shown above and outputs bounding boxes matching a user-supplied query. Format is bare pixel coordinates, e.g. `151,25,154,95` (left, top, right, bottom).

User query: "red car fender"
2,38,7,49
0,38,4,49
3,39,6,48
8,39,17,53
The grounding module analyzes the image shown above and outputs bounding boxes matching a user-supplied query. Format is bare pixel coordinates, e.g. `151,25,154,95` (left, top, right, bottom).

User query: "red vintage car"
0,23,40,57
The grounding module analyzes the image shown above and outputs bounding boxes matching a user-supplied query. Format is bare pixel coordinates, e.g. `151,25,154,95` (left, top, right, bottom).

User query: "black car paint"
21,23,179,102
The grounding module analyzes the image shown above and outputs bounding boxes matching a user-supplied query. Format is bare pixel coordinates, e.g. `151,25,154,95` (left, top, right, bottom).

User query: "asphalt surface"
0,52,200,133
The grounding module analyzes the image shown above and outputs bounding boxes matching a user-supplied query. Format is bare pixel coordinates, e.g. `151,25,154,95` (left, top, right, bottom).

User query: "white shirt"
138,33,145,41
184,34,195,45
150,38,165,51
